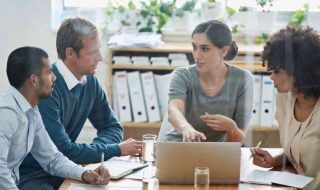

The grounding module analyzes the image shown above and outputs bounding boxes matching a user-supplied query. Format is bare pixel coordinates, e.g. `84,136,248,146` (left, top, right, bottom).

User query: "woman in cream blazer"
251,26,320,190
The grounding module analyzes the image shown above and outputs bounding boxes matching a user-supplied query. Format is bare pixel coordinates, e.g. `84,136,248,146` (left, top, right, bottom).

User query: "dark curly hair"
262,26,320,98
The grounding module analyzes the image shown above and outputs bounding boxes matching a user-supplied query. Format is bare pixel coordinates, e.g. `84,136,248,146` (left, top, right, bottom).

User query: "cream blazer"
275,92,320,189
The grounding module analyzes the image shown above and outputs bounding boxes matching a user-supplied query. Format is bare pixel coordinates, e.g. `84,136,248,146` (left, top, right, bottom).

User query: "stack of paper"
107,32,163,48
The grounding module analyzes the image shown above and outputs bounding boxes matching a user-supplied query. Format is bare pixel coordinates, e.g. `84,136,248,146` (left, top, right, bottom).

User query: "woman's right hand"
252,147,275,168
181,127,206,142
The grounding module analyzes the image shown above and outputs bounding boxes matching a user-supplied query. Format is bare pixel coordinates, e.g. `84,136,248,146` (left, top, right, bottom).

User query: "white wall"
0,0,108,94
0,0,56,94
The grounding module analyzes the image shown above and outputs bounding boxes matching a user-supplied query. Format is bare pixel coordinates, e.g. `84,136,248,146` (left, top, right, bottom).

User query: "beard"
37,80,54,99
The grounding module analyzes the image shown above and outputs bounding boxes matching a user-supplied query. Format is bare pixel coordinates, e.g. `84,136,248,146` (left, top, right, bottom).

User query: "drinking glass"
142,165,159,190
142,134,157,163
194,167,210,190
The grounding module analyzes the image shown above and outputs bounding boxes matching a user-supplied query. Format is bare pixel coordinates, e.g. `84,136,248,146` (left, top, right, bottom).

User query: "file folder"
127,71,147,122
114,71,132,122
250,74,262,126
155,73,171,120
141,72,161,122
259,75,274,127
112,75,118,118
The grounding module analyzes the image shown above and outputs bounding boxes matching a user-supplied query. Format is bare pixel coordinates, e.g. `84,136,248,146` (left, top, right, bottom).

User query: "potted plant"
235,6,257,36
201,0,224,21
172,0,196,31
103,1,141,32
256,0,276,35
139,0,174,33
256,0,274,12
289,3,309,26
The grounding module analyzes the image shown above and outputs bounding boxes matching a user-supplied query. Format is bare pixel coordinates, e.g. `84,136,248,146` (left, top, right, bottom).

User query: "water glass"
194,167,210,190
142,134,157,162
142,166,159,190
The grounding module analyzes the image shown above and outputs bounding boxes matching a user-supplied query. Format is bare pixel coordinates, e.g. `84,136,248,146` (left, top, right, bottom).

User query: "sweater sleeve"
88,79,124,150
234,70,254,129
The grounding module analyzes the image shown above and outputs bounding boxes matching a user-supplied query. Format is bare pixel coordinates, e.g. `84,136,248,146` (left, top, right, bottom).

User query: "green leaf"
303,3,309,10
128,0,136,10
139,27,152,32
117,5,125,13
232,25,238,34
226,6,235,17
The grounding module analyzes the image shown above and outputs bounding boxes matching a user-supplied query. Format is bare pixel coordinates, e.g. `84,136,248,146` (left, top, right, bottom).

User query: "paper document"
241,169,314,188
68,183,141,190
84,157,148,179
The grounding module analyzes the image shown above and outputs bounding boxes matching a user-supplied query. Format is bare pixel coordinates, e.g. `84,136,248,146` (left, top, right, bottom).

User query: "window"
51,0,320,30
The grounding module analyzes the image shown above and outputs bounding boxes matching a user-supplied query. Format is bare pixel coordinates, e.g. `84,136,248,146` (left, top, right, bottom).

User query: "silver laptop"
156,142,241,185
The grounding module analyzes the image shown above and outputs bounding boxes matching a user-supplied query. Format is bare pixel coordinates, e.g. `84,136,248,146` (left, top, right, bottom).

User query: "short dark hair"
7,46,48,89
56,17,98,60
262,26,320,98
192,20,238,61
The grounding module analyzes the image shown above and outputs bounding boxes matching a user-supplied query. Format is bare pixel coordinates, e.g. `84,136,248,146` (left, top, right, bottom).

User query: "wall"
0,0,56,94
0,0,108,94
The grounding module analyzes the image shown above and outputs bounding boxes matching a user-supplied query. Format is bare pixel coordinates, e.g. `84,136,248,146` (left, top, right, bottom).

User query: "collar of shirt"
55,59,87,91
8,85,32,113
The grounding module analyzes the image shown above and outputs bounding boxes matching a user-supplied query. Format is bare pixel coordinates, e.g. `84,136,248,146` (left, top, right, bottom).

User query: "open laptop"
156,142,241,185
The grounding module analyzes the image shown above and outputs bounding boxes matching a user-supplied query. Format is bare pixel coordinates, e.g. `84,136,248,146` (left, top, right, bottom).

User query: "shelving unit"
107,42,280,146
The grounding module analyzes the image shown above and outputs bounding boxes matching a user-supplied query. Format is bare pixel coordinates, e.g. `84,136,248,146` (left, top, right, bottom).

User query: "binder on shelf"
169,53,189,67
171,60,189,67
112,75,119,118
141,72,161,122
259,75,275,127
151,57,170,66
131,56,150,65
250,74,262,126
114,71,132,122
127,71,147,122
155,73,172,120
168,53,187,60
113,56,131,65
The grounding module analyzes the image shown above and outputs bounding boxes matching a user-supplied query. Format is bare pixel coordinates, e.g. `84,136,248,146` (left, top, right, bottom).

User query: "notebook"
241,169,314,188
84,157,148,179
156,142,241,184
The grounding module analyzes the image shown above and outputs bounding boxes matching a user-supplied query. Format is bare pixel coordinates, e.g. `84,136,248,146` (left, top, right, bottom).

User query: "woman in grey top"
163,20,254,143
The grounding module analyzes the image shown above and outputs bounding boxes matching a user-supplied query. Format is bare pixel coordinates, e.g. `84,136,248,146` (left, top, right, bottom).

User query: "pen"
100,152,104,176
249,140,263,160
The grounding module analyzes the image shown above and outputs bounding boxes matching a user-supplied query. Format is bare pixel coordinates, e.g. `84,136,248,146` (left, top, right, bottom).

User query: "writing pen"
249,140,263,160
100,152,104,176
